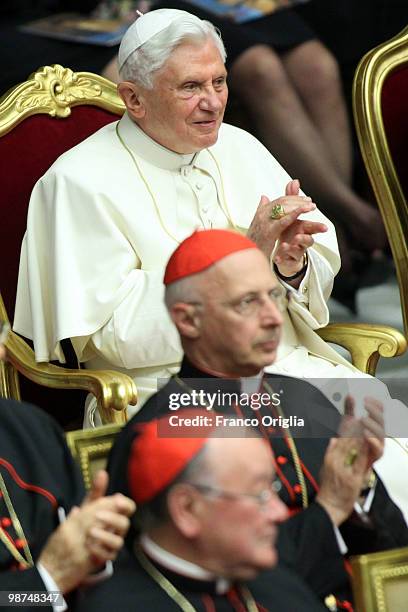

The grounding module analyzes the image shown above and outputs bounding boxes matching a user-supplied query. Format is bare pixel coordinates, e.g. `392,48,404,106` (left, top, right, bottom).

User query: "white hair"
119,14,227,88
164,274,204,311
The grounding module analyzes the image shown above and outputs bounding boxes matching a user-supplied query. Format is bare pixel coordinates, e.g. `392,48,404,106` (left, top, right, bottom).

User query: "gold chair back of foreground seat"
353,25,408,338
351,546,408,612
66,424,122,490
0,65,136,425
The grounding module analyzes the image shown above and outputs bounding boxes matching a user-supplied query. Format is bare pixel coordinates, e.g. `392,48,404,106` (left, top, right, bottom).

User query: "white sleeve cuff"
361,479,377,512
351,479,377,523
331,479,378,556
36,563,67,612
332,524,348,555
279,262,311,299
83,560,113,585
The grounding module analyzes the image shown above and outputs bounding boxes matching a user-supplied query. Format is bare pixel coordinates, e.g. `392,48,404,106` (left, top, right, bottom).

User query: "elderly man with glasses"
76,411,328,611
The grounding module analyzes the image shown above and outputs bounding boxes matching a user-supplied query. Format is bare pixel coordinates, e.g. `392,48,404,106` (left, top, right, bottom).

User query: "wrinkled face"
196,249,284,376
137,38,228,153
196,437,288,579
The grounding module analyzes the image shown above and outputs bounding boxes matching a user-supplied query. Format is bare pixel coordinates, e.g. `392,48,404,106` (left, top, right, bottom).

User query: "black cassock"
108,357,408,608
0,399,84,610
76,546,326,611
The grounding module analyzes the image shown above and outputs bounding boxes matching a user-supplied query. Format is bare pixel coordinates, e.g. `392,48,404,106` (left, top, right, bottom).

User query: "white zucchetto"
118,8,196,71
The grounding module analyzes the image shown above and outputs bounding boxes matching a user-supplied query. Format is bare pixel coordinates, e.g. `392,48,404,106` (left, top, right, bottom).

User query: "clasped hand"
247,179,328,280
316,397,384,526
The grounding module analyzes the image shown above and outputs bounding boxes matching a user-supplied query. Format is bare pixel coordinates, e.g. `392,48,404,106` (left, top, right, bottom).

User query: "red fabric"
0,105,120,322
0,458,57,508
381,65,408,201
336,598,353,611
164,229,257,285
0,105,121,422
226,587,248,612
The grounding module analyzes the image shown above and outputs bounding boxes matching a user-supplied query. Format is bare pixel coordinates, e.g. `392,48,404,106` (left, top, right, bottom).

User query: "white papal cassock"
14,112,408,520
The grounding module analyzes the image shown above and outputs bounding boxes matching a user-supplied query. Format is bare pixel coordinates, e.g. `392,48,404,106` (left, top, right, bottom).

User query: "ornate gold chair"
0,64,136,425
351,546,408,612
66,424,122,490
353,25,408,338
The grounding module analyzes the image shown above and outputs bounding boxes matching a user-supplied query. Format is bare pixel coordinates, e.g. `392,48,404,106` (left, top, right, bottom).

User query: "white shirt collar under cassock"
118,112,197,171
241,370,264,396
140,534,231,594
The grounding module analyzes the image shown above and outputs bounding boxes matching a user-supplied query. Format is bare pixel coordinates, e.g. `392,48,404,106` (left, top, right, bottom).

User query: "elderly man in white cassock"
13,10,408,514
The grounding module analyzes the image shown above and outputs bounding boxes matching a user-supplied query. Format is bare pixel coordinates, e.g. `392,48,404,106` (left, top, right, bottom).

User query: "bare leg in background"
229,40,386,253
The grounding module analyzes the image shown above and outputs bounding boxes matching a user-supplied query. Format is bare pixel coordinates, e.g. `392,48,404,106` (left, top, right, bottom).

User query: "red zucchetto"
128,410,215,505
164,229,257,285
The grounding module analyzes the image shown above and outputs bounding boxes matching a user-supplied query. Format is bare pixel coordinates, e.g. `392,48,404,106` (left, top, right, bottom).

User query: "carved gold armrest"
4,330,137,424
317,323,407,375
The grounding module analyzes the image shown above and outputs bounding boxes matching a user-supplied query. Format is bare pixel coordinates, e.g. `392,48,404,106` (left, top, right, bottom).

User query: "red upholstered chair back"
381,65,408,202
353,26,408,337
2,107,122,320
0,65,126,425
0,66,125,322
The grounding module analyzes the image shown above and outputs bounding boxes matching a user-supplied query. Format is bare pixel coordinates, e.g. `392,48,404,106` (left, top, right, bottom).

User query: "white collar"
139,534,231,594
240,370,264,396
118,112,197,171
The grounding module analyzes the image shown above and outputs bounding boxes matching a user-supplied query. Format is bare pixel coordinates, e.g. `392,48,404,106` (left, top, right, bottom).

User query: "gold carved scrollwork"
16,65,101,118
0,63,125,137
317,322,406,375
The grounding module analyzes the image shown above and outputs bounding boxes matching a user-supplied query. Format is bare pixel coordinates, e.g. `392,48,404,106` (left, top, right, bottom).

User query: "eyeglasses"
226,288,287,317
187,480,282,509
0,321,10,345
183,288,287,319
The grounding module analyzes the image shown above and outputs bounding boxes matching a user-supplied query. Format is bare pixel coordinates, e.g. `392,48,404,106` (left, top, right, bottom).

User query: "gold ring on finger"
270,204,286,220
344,448,358,467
